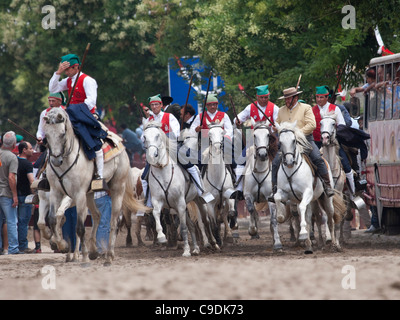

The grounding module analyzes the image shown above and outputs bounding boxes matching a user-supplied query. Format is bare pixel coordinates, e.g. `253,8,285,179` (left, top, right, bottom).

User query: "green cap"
255,84,270,96
48,92,66,105
206,94,219,104
61,54,81,66
316,85,330,95
16,134,23,143
148,94,162,104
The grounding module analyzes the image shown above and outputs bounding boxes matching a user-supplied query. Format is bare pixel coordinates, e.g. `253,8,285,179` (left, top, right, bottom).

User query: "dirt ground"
0,214,400,300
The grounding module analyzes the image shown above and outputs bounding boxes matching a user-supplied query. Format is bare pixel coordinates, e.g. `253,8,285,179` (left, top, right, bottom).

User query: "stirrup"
91,177,109,192
37,178,50,191
199,192,214,204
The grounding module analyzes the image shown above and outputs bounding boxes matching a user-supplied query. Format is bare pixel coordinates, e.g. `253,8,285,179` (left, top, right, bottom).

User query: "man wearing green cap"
232,85,279,198
141,94,213,206
313,85,355,196
235,84,279,127
190,94,233,139
36,92,66,143
48,54,107,187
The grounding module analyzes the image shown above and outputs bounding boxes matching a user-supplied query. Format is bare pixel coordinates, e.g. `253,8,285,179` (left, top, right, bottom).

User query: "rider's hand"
235,119,242,127
195,126,201,133
56,61,70,75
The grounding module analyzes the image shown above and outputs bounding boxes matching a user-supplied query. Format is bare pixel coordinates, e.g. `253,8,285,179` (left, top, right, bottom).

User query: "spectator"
0,131,24,254
91,191,112,256
350,68,376,97
121,123,144,165
17,141,35,253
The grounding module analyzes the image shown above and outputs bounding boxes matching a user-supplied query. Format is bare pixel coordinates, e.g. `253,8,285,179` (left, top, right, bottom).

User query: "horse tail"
332,191,347,224
123,167,152,214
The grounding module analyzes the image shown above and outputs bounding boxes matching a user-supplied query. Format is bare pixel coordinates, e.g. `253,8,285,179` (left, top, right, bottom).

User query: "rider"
190,94,236,194
312,85,356,196
141,94,213,207
271,87,335,198
48,53,108,190
234,84,280,197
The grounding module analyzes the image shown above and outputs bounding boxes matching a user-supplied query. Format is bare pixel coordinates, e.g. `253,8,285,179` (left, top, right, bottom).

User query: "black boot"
321,173,335,197
267,183,277,202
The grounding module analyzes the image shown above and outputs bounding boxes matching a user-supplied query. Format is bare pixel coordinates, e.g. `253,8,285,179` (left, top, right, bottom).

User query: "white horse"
320,112,353,243
41,108,149,265
274,122,345,253
201,121,236,245
143,122,211,256
242,120,282,250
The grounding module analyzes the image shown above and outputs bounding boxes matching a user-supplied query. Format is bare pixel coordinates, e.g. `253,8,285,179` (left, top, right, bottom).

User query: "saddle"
302,153,331,189
100,123,126,163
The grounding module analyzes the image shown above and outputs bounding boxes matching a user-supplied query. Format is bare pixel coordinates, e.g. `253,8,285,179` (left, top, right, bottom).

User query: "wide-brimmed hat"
161,95,173,106
278,87,303,99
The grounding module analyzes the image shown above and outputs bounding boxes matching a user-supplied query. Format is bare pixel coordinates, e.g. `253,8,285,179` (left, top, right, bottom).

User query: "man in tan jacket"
270,87,334,198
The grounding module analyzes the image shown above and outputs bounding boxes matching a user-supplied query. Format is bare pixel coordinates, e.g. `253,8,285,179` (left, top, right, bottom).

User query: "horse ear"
43,116,49,124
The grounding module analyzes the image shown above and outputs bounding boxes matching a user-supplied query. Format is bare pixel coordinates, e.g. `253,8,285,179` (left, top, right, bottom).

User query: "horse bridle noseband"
280,129,299,167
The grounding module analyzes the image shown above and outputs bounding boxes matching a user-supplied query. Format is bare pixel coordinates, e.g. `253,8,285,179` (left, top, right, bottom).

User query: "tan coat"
276,102,316,136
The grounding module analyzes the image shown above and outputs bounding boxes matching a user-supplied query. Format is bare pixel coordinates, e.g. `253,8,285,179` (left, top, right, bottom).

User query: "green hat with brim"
148,94,162,104
316,85,330,95
256,84,270,96
48,92,66,105
61,54,81,66
206,94,219,104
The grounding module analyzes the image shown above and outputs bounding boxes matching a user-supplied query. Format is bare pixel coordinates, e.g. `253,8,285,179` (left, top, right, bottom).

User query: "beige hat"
278,87,303,100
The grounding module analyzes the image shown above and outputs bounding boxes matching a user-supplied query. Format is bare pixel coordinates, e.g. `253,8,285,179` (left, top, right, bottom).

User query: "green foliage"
1,0,399,141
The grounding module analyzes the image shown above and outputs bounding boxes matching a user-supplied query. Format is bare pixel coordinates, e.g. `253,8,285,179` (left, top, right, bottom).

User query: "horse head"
320,111,337,147
143,122,168,167
207,120,225,156
252,120,270,162
43,108,71,167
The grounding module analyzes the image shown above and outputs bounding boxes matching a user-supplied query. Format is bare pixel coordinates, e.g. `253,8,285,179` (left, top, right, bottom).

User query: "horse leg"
135,215,145,247
37,190,52,240
52,194,71,254
122,207,133,247
75,194,89,263
303,204,314,254
275,190,288,223
269,202,283,251
245,195,259,239
177,201,191,257
151,200,167,244
223,202,234,244
298,188,313,241
193,199,212,249
186,210,200,255
87,194,100,260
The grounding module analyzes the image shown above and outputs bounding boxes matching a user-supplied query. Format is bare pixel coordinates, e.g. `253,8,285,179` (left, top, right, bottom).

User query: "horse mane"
44,107,71,126
143,121,178,157
252,121,278,159
277,121,312,154
180,128,197,141
320,110,337,120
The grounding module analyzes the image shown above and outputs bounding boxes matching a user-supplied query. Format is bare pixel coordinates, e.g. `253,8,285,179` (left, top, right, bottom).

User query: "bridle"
280,129,299,167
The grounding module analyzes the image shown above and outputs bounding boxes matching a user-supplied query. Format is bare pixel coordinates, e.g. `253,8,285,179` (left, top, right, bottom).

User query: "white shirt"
190,111,233,139
236,102,279,125
143,111,180,140
317,102,346,126
49,72,97,110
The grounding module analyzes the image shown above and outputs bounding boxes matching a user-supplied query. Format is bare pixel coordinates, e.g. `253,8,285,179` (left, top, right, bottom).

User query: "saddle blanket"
101,128,125,163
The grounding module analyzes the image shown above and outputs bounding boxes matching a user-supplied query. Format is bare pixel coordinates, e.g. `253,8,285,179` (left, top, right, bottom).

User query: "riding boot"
91,150,109,191
267,183,277,202
229,165,245,200
345,171,356,200
321,173,335,197
141,178,153,208
186,165,214,204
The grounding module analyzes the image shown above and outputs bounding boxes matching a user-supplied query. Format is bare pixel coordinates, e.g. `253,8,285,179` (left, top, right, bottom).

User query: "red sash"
149,113,171,134
250,101,274,126
67,74,95,114
312,103,336,142
199,111,225,138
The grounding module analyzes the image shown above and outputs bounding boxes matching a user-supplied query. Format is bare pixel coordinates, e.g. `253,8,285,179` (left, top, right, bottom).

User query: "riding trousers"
271,134,328,185
315,141,352,174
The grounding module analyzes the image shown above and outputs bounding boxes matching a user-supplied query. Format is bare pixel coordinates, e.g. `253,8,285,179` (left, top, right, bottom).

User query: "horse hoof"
182,252,191,257
273,243,283,251
89,252,99,260
157,235,167,244
277,215,285,223
298,233,308,241
248,227,258,237
304,249,313,254
192,249,200,256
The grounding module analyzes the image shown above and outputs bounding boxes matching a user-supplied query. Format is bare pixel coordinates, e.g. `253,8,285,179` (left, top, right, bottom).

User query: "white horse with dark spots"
40,108,149,265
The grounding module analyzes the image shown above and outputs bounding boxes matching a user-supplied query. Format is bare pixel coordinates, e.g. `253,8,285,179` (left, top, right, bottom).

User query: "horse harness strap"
206,166,227,208
281,154,303,202
150,164,175,209
48,148,80,198
252,166,271,203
